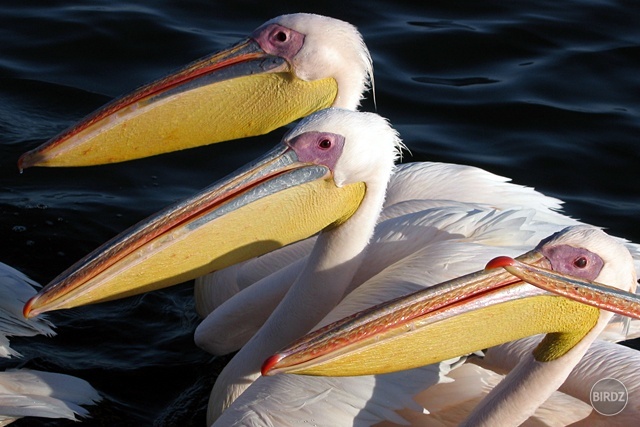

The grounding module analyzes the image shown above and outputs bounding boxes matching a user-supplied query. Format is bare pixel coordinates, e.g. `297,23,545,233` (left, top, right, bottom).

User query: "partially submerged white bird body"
0,262,100,425
0,264,54,358
0,368,100,426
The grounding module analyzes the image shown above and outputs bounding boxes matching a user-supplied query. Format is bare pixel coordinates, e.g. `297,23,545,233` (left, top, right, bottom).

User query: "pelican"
18,14,372,169
12,10,640,426
21,110,640,425
0,262,100,424
262,225,640,426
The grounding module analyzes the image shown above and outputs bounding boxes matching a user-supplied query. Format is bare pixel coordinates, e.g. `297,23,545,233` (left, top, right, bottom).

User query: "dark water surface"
1,1,639,426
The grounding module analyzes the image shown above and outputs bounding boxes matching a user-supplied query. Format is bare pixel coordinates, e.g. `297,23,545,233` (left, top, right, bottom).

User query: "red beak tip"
485,256,516,270
261,353,284,376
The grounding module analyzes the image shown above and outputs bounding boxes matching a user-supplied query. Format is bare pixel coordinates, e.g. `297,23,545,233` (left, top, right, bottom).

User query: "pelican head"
24,109,402,317
18,14,372,168
262,225,640,376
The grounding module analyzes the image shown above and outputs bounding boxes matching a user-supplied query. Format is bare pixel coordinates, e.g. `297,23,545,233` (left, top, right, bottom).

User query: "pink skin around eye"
541,244,604,280
251,23,305,61
288,131,345,171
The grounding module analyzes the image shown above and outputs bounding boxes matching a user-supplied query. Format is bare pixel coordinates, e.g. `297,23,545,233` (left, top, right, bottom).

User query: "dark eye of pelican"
275,31,287,42
318,139,332,149
574,256,588,268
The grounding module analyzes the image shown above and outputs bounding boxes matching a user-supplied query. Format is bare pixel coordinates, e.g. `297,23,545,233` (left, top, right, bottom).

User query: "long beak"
24,143,365,317
18,39,338,169
487,256,640,319
262,250,640,376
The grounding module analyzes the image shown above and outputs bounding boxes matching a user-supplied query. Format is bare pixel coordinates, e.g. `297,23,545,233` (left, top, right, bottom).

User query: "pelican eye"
318,139,332,149
275,31,287,42
574,256,588,268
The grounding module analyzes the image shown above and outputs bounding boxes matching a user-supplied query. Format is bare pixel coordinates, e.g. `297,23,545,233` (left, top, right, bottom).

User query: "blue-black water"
1,1,639,426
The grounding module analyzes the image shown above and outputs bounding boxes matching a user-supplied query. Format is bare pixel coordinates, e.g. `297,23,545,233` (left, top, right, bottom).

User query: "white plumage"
148,14,640,426
200,110,640,426
214,223,639,426
17,13,638,426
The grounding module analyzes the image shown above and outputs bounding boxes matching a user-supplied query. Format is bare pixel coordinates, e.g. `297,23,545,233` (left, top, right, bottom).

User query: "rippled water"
1,1,639,426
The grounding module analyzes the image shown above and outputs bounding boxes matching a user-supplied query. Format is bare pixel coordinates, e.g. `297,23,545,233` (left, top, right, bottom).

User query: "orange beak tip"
23,295,36,319
485,255,516,271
